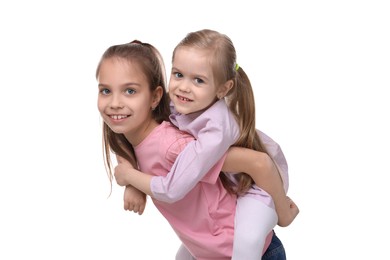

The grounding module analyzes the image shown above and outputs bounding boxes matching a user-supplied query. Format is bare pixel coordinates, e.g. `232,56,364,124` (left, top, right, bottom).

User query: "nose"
178,81,191,93
110,93,124,109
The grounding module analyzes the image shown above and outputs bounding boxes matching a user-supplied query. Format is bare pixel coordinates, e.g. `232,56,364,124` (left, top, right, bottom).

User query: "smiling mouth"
176,95,193,102
110,115,129,120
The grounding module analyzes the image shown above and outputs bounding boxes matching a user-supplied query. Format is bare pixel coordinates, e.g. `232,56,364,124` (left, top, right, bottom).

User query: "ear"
151,86,164,109
216,80,234,99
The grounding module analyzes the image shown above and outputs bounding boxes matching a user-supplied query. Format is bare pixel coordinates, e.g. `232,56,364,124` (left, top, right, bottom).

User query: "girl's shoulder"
159,121,192,138
135,121,194,166
153,121,194,149
158,121,194,164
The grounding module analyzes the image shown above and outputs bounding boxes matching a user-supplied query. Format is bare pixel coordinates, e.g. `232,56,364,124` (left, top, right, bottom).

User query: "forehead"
98,57,148,84
173,47,214,76
174,46,212,63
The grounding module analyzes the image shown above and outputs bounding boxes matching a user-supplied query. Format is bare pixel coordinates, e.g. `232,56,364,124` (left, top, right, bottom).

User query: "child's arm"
115,156,153,195
115,146,299,226
257,129,289,193
123,185,146,215
223,147,299,227
115,155,147,215
115,146,298,226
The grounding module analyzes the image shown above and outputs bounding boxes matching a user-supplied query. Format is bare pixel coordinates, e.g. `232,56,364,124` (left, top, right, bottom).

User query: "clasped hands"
114,156,146,215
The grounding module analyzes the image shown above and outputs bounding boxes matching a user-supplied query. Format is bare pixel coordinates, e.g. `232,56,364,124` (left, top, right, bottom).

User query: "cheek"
137,96,154,110
168,82,175,92
97,99,105,113
168,91,175,100
201,89,218,101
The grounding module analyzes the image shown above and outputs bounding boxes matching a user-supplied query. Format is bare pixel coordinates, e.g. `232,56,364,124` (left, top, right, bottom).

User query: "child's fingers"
124,201,130,211
138,204,146,215
133,204,140,214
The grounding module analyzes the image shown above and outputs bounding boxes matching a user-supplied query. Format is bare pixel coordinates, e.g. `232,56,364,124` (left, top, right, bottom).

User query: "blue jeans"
261,231,286,260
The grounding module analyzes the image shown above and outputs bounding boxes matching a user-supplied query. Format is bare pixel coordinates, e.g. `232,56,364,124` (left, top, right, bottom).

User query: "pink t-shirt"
135,121,237,260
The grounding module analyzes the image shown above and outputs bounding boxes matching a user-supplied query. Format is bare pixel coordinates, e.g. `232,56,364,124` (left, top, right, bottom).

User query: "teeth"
179,96,191,101
111,115,128,120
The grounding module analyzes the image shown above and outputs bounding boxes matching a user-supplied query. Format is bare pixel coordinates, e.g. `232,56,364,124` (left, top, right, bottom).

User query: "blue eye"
126,89,136,95
100,88,110,95
174,72,183,78
195,78,204,84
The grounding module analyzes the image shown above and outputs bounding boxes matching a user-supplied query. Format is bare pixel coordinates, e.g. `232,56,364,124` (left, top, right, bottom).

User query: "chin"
106,125,125,134
175,107,190,115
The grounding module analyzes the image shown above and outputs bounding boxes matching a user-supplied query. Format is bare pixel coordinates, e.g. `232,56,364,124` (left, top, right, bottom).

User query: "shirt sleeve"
150,100,239,203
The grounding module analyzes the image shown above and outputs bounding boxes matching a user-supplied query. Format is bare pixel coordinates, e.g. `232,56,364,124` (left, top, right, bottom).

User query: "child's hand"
123,185,146,215
277,196,300,227
114,159,134,186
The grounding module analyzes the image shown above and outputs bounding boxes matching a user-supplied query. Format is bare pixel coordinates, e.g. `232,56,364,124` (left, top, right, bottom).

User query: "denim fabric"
262,231,286,260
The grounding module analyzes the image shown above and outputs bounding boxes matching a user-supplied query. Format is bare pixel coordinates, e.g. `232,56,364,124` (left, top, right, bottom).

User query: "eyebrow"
98,83,109,88
98,82,141,88
171,67,207,78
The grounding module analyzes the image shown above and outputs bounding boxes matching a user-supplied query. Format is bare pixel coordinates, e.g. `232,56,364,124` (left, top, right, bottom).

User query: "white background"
1,0,389,259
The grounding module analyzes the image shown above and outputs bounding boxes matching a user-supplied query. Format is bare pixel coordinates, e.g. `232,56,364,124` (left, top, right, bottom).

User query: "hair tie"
235,63,240,71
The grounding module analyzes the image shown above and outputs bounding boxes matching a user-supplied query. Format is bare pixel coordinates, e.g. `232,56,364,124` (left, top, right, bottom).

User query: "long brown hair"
173,29,271,194
96,40,170,191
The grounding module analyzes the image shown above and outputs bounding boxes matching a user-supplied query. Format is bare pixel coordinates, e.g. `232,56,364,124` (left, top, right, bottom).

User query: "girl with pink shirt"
97,38,297,259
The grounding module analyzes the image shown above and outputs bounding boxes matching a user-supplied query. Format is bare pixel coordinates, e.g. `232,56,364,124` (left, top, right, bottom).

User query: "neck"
125,119,159,146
